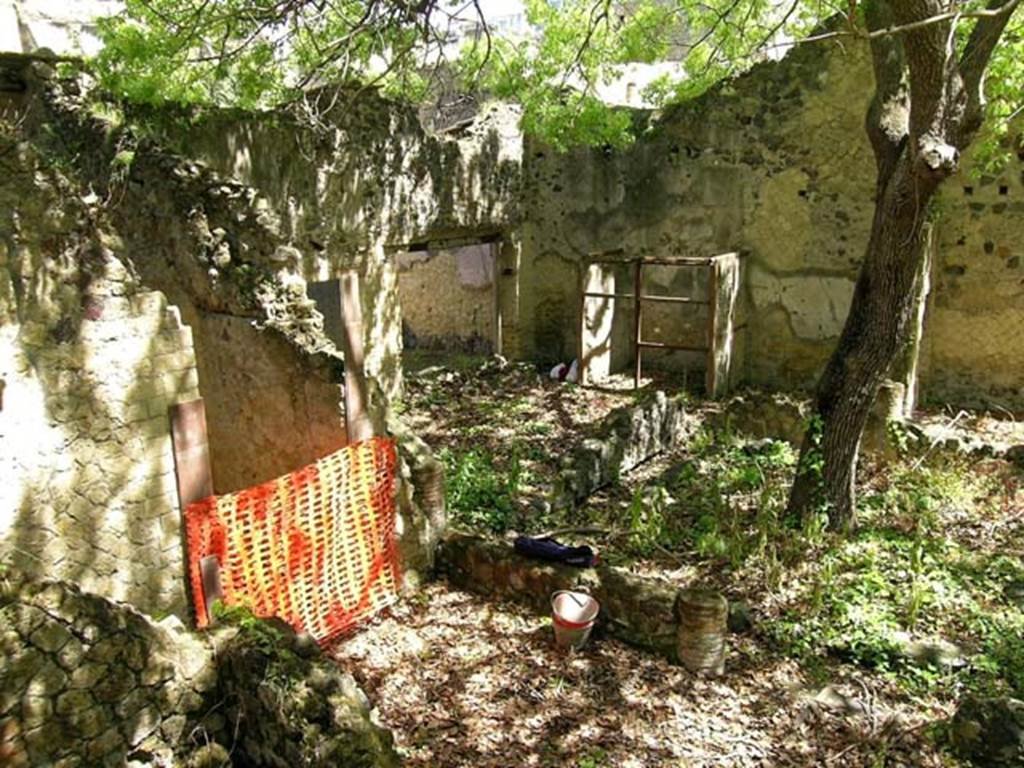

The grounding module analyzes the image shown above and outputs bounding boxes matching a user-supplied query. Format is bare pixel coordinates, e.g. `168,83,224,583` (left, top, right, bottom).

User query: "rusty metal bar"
639,294,709,305
583,291,635,300
640,257,717,266
633,259,643,390
637,341,708,352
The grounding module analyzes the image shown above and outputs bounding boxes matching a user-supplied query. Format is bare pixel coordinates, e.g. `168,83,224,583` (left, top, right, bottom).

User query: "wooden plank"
308,277,367,442
169,399,213,508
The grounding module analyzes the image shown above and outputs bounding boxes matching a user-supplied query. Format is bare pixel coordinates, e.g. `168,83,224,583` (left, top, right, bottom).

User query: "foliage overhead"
92,1,1024,156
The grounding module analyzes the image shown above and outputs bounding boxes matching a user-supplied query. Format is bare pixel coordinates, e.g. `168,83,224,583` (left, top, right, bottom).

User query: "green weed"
440,448,525,533
763,457,1024,698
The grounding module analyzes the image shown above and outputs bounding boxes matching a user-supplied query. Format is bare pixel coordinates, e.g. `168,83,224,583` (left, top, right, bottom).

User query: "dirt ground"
331,585,950,768
373,353,1024,767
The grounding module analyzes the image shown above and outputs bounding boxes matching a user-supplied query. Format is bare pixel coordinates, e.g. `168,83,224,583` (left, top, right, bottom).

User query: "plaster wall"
398,244,497,354
191,312,346,493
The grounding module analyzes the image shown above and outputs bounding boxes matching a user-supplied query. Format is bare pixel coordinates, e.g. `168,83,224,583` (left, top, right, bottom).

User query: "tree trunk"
788,157,940,529
786,0,1019,531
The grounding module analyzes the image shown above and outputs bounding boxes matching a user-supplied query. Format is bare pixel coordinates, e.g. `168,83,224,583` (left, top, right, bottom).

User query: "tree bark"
788,156,939,529
787,0,1019,530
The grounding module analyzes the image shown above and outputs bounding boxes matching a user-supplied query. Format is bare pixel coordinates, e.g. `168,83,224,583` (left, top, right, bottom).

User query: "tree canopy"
93,1,1023,160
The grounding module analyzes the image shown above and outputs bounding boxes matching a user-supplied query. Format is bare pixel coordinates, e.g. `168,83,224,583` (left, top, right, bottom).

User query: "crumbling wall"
518,40,1024,411
0,141,193,616
0,575,399,768
150,95,523,578
166,98,522,400
0,575,219,767
19,70,350,495
1,60,352,613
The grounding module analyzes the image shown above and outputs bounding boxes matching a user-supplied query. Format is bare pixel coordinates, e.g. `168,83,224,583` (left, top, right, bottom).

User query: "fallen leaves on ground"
331,585,952,768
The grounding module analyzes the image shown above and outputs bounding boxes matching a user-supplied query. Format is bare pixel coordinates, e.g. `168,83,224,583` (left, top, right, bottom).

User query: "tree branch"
863,0,909,181
893,0,963,177
959,0,1022,139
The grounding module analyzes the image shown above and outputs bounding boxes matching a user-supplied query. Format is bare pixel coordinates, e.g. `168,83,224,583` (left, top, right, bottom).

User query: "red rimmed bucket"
551,590,600,650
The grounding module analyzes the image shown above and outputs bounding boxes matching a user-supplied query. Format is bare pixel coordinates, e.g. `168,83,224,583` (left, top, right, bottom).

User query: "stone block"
20,696,53,730
121,401,150,424
129,292,168,317
146,395,172,419
55,689,95,718
29,620,72,653
28,662,68,698
85,726,125,763
24,720,73,763
675,588,728,676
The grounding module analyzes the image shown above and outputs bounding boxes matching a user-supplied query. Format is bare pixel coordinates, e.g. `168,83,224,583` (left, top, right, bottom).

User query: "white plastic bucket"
551,590,600,650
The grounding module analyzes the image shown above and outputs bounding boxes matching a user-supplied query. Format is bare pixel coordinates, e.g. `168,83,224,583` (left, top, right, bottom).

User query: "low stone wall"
708,389,810,445
1,575,218,767
438,532,727,669
555,390,693,506
213,619,399,768
0,576,398,767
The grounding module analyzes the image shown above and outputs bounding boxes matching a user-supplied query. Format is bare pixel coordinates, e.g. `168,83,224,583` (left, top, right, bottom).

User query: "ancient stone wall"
1,63,354,612
34,75,350,495
0,576,219,767
439,532,732,670
165,98,522,400
138,94,523,580
0,575,399,767
923,152,1024,411
0,144,194,616
517,40,876,385
517,41,1024,411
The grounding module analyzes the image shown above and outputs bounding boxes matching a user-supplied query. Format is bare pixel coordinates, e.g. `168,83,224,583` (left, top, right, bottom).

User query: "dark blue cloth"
513,535,597,567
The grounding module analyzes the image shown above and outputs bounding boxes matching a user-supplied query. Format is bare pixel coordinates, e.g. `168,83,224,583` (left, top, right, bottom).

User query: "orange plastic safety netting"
184,437,400,644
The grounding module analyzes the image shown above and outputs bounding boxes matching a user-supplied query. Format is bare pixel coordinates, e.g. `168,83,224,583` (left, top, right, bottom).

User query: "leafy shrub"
440,448,523,533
